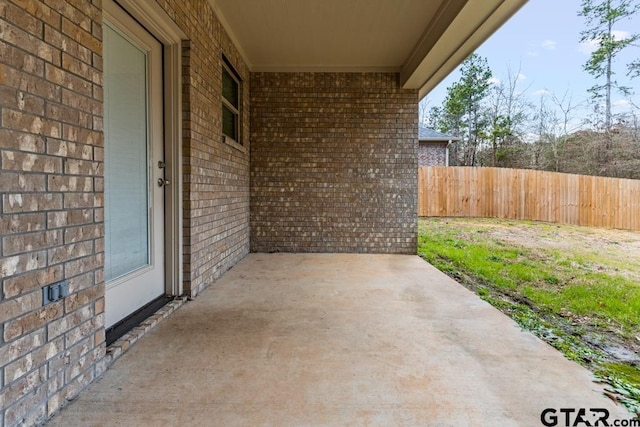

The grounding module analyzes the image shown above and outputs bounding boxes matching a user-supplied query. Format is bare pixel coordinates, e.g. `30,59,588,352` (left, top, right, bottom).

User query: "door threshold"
104,296,187,368
106,295,174,346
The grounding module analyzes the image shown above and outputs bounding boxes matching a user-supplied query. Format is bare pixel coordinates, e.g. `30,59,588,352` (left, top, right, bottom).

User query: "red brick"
63,284,102,312
2,265,63,298
0,171,46,192
61,88,101,115
47,175,93,192
10,0,62,30
60,17,100,54
46,305,92,340
0,212,46,235
2,193,63,213
47,240,93,264
45,26,93,65
63,192,101,209
0,21,58,65
46,208,93,229
0,0,257,421
0,85,46,116
0,63,61,101
0,293,41,324
1,109,62,138
0,366,46,412
66,271,94,294
418,141,448,166
65,347,101,383
62,52,98,83
47,139,94,159
2,229,63,256
46,0,91,33
4,335,63,383
65,316,101,348
0,329,46,367
0,251,46,279
64,254,101,279
63,159,101,175
3,387,47,426
4,302,64,342
45,63,92,97
94,297,104,315
250,72,417,254
63,223,101,243
45,102,81,125
0,0,105,420
1,151,63,173
0,129,46,153
4,1,44,38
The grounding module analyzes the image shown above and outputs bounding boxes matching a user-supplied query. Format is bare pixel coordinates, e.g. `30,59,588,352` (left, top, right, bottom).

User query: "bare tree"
485,65,532,166
530,95,555,169
549,92,584,171
418,97,431,126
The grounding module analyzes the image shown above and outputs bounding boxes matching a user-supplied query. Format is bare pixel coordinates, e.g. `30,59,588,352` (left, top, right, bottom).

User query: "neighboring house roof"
419,127,460,142
210,0,528,98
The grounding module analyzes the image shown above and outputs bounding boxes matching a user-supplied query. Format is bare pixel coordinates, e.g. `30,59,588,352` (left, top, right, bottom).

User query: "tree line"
422,0,640,179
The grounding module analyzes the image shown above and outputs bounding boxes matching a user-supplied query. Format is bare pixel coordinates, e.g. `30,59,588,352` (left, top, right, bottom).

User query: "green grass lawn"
418,218,640,414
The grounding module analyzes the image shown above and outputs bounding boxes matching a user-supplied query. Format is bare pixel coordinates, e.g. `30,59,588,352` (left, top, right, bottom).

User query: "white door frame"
105,0,186,297
103,8,165,327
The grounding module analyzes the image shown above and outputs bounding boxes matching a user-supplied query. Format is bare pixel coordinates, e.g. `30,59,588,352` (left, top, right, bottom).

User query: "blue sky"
421,0,640,129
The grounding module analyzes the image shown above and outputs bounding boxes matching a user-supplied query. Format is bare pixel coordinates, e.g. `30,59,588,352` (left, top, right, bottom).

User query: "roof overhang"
420,137,461,142
209,0,527,97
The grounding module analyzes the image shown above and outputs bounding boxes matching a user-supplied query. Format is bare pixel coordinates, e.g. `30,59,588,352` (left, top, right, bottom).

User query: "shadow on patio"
47,254,626,425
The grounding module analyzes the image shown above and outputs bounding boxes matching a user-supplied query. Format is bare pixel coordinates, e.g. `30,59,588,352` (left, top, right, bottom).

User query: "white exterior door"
103,3,165,328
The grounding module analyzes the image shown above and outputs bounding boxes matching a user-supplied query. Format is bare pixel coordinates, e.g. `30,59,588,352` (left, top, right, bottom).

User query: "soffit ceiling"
210,0,527,97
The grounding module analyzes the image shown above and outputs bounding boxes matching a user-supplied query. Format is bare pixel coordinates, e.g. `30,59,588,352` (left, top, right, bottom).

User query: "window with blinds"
222,58,241,144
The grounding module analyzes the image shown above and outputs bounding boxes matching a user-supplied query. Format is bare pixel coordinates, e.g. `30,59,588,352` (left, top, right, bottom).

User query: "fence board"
418,167,640,232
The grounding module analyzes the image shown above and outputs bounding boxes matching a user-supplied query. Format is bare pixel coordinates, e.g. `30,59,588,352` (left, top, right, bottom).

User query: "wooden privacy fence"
418,167,640,231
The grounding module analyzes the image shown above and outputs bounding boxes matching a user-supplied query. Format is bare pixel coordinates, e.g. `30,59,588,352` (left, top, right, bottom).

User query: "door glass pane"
103,23,150,282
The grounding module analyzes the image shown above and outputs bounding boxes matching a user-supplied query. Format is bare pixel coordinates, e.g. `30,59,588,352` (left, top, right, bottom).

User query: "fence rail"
418,166,640,231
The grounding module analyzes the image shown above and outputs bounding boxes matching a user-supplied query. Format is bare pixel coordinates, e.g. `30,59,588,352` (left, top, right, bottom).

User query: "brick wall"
0,0,250,424
418,141,448,166
173,1,250,297
2,2,417,423
250,73,418,254
0,1,105,425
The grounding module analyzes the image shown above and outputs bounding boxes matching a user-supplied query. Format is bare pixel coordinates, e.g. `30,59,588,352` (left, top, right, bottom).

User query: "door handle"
157,178,170,187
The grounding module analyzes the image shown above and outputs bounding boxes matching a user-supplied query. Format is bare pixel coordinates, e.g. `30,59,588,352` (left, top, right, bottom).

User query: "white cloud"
579,30,632,55
612,99,630,108
488,77,501,85
526,40,556,57
612,30,631,40
579,39,599,55
516,73,527,82
541,39,557,50
533,89,551,96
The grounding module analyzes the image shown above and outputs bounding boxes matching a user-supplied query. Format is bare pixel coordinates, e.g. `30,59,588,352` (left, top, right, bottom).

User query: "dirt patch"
452,218,640,282
419,218,640,412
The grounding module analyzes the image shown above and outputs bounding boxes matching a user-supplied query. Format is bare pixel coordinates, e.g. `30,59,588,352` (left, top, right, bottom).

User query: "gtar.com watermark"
540,408,640,426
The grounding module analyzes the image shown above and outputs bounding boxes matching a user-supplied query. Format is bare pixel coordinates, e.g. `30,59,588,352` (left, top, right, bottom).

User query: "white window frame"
222,60,241,145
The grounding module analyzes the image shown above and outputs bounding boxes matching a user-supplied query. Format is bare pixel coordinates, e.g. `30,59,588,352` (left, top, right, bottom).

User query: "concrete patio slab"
47,254,629,426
